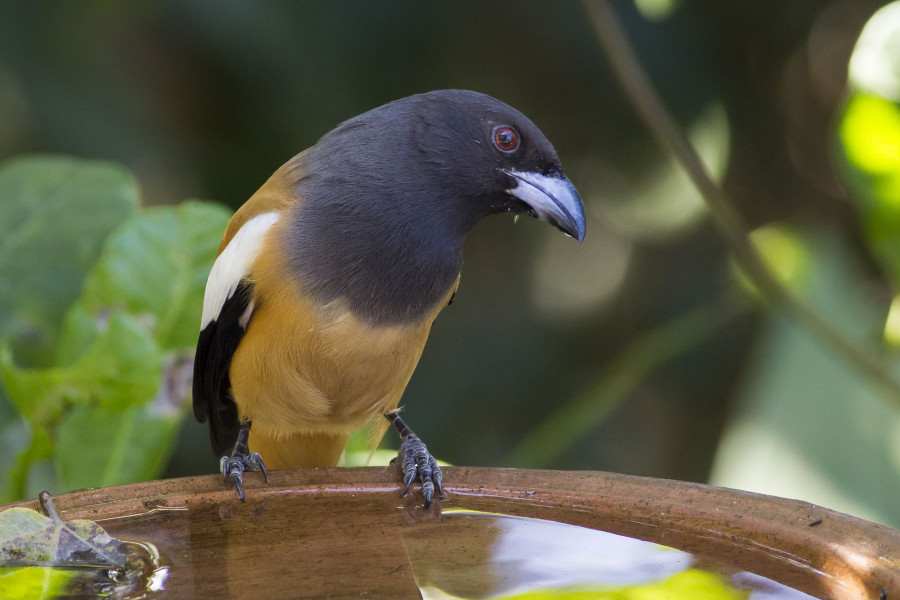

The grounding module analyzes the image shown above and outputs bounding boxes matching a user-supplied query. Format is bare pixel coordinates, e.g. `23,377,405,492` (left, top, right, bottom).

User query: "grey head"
285,89,586,325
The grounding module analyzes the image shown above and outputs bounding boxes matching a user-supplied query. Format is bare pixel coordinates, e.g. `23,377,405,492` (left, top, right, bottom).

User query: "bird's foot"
220,449,267,502
386,411,443,509
397,435,443,508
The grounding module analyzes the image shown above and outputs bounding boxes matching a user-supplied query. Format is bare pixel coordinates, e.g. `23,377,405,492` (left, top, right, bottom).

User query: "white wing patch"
201,212,280,328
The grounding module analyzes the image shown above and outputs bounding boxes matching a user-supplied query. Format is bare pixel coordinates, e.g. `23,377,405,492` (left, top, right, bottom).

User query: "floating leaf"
0,496,130,568
0,566,75,600
0,493,154,599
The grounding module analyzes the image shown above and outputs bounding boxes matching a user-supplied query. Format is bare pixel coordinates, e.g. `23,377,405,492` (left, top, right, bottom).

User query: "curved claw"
220,456,248,502
220,456,230,485
248,452,268,483
400,468,416,497
429,454,444,500
230,469,246,501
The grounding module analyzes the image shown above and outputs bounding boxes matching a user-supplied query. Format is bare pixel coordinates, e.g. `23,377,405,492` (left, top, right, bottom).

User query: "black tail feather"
192,281,254,456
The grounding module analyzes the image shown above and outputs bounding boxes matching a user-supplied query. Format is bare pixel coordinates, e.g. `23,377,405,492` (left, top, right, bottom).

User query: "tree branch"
582,0,900,404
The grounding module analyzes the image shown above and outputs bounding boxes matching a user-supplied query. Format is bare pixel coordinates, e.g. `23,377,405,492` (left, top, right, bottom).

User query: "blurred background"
1,0,899,527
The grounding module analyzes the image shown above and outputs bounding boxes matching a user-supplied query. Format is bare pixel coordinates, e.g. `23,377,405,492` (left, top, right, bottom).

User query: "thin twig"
583,0,900,404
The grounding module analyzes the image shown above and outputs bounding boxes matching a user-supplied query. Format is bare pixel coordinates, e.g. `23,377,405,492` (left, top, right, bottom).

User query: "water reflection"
15,489,828,599
406,510,815,600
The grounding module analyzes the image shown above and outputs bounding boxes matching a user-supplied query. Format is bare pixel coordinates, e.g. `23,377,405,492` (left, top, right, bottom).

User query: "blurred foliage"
711,229,900,525
0,156,229,501
507,292,747,467
0,0,899,531
708,0,900,526
841,93,900,284
0,157,137,366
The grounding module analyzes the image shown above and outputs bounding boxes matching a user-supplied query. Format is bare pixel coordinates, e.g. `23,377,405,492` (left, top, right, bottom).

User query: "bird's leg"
385,411,443,508
220,420,268,501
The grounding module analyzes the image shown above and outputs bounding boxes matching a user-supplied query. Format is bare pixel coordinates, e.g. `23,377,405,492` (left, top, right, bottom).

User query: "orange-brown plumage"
193,90,585,503
213,155,457,468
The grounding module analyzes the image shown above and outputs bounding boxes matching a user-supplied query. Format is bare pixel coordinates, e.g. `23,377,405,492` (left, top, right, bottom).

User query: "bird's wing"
193,155,307,455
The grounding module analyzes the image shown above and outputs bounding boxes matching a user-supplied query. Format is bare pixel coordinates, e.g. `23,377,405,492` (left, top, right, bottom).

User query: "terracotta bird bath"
3,467,898,599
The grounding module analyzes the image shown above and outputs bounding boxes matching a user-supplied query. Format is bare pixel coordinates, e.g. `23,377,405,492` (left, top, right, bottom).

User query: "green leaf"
0,494,151,599
1,311,162,500
0,421,27,485
0,156,138,366
840,3,900,289
0,566,76,599
69,201,231,352
0,506,129,568
52,304,101,368
0,420,30,504
2,428,53,505
55,403,181,490
839,93,900,286
0,312,161,419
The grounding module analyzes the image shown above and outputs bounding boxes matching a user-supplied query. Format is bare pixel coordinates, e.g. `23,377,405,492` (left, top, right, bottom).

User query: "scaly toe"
396,434,441,508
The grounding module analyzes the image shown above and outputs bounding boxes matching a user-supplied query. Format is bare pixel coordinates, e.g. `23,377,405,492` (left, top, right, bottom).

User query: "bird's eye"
492,125,520,153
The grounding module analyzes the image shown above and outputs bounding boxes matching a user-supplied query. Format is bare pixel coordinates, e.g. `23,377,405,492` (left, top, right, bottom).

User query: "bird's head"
307,89,586,243
290,90,585,323
412,90,586,242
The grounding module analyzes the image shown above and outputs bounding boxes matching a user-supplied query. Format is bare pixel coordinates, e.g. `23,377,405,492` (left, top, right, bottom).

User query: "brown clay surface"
4,467,898,599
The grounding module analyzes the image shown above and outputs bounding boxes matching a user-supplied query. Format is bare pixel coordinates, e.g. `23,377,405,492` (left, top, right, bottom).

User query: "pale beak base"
505,170,586,242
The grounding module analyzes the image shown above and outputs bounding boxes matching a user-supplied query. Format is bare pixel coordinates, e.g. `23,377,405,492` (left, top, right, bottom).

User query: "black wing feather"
192,280,254,456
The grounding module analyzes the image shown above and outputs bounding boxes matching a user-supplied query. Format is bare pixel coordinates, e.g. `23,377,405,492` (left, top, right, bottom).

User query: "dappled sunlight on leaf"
839,3,900,299
732,225,811,297
883,294,900,347
841,94,900,185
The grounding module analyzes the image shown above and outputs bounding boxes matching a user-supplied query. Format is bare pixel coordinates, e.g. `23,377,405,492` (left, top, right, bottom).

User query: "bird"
192,89,586,506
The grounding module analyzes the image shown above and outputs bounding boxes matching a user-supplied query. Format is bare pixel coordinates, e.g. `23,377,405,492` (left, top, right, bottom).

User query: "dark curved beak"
504,169,586,243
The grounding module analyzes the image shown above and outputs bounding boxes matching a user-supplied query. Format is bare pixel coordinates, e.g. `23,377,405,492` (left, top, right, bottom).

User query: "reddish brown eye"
492,125,520,153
